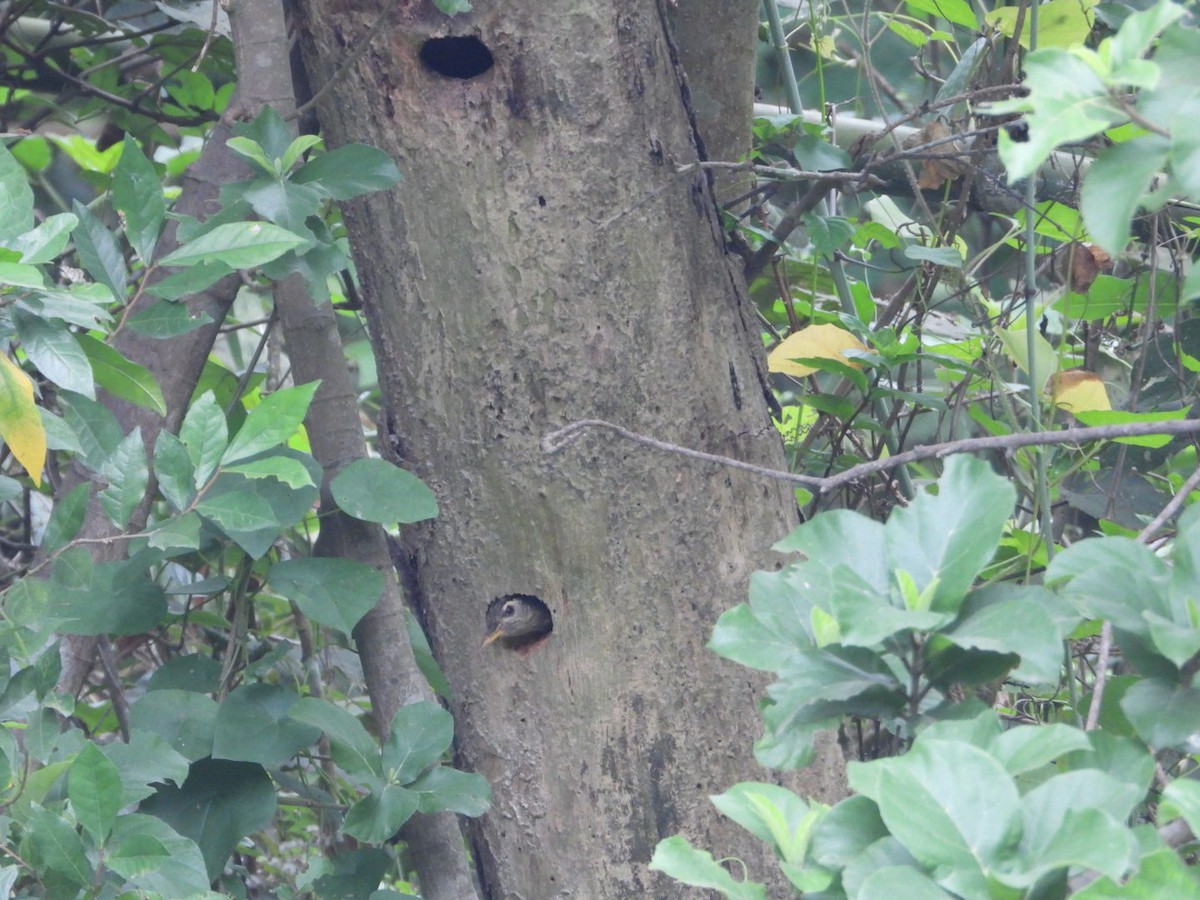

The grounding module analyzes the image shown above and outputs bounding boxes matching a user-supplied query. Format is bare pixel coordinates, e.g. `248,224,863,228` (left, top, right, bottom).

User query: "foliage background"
1,0,1200,896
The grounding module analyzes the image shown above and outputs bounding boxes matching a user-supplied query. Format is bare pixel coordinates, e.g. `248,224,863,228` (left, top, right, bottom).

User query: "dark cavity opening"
419,36,494,80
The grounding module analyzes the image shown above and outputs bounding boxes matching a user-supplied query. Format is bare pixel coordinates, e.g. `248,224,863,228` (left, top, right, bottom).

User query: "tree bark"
667,0,759,205
293,1,846,896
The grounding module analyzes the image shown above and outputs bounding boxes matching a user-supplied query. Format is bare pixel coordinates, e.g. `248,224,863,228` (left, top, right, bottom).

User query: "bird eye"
502,603,516,617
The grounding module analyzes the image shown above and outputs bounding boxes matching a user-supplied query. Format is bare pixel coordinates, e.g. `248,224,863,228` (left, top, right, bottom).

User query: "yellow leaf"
768,324,868,377
1051,369,1111,414
986,0,1097,49
0,355,45,486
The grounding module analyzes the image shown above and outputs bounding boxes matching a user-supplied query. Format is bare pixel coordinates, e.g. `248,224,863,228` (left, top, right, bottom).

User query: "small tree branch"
542,418,1200,495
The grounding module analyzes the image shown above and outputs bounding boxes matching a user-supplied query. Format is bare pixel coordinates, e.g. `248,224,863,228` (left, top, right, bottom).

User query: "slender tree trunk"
56,0,287,696
294,1,845,896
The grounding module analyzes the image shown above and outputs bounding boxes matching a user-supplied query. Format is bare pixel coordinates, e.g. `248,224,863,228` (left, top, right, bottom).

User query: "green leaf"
71,199,127,301
158,221,309,268
903,0,978,29
179,391,228,487
408,766,491,816
775,510,889,593
884,456,1015,613
649,835,768,900
105,831,171,882
942,590,1063,683
129,690,218,762
309,849,393,899
291,697,382,782
830,572,952,646
25,804,92,888
1162,779,1200,840
330,458,438,524
146,654,223,694
855,740,1021,873
146,259,234,301
126,299,213,338
15,285,112,329
762,646,904,763
0,144,34,241
1080,137,1169,254
153,430,197,511
744,567,818,653
1015,771,1140,883
49,560,167,636
280,134,324,173
266,557,383,634
41,483,89,554
991,724,1091,776
198,463,319,558
1073,407,1189,448
711,783,818,863
13,311,94,397
404,606,452,700
344,785,419,843
113,134,166,263
211,684,321,766
294,144,402,200
904,245,964,268
859,867,957,899
992,50,1123,182
1073,846,1200,898
809,795,890,869
4,213,77,264
1048,537,1170,635
140,758,276,882
1121,679,1200,749
222,381,320,464
195,490,281,535
236,178,323,232
99,427,149,528
225,137,275,174
384,702,453,783
232,107,292,163
223,455,315,488
709,603,802,672
1108,0,1187,70
69,742,123,845
77,334,166,415
102,731,191,806
40,408,82,454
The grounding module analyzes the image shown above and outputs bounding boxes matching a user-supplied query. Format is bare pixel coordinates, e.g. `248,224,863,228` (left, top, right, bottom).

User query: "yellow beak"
481,630,503,647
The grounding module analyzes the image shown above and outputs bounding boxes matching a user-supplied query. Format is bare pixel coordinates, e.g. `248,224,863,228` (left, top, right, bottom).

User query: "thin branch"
678,160,882,186
541,417,1200,495
1083,620,1111,732
1138,463,1200,544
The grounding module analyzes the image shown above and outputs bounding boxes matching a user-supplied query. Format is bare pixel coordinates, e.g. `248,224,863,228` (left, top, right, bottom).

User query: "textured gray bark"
294,1,845,896
668,0,759,204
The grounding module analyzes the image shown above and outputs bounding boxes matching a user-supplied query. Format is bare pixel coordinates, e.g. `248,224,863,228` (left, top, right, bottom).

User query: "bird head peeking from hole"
481,594,553,656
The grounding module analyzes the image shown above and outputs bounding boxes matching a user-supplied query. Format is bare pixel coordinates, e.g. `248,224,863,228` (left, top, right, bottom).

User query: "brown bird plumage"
481,594,553,654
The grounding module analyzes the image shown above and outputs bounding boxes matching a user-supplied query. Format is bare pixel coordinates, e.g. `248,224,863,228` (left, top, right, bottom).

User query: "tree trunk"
293,1,845,896
667,0,759,205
